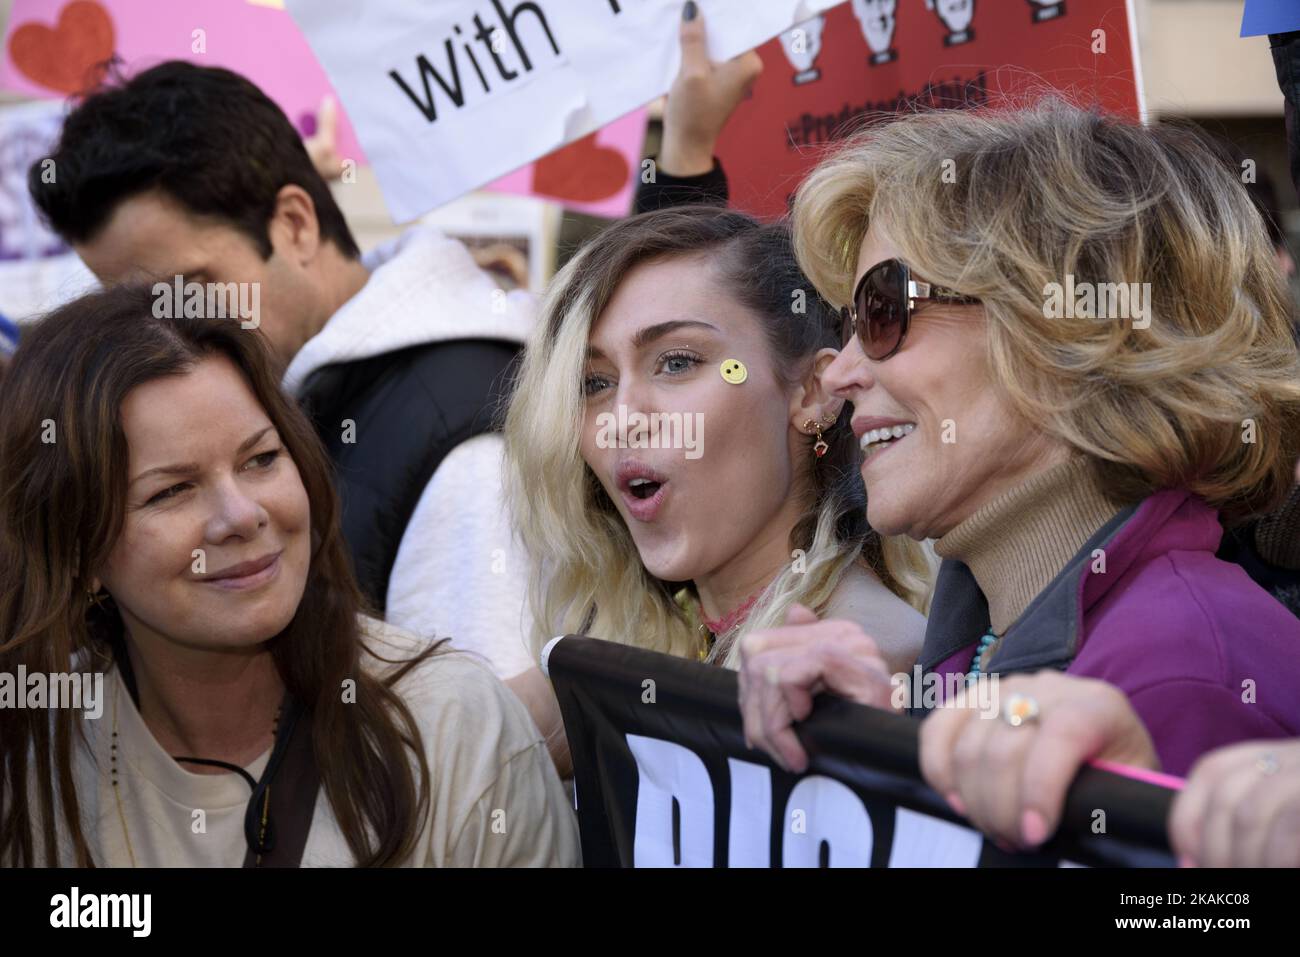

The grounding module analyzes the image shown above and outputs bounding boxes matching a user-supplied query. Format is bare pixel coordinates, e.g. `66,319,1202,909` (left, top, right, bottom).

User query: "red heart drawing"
532,132,630,203
9,0,116,95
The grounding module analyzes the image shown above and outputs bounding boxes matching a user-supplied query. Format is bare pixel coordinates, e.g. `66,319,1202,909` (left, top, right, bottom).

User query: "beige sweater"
61,617,579,867
934,457,1125,634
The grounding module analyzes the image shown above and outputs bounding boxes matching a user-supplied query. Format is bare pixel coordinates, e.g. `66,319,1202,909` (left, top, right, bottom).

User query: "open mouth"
626,477,663,500
860,423,916,459
615,462,671,522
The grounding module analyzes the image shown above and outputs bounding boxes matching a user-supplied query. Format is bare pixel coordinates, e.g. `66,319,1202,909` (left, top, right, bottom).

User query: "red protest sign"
715,0,1143,220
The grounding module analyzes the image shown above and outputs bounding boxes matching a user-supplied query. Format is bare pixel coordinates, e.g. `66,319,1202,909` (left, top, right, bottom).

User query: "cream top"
57,617,579,867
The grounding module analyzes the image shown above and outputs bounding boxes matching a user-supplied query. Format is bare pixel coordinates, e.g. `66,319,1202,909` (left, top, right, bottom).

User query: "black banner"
544,636,1177,868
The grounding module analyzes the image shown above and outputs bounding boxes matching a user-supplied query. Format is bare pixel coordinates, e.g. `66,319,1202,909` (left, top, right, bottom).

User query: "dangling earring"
804,414,833,459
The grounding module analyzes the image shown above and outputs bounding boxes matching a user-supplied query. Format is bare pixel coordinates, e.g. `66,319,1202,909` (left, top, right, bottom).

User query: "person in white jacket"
281,224,537,682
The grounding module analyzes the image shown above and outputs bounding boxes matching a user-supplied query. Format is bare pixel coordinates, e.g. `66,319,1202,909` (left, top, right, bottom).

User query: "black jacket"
634,158,730,213
1271,31,1300,202
298,338,520,613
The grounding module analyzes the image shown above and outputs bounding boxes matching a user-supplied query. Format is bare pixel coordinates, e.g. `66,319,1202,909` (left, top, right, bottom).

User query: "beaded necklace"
109,680,138,868
109,675,282,867
965,628,1001,682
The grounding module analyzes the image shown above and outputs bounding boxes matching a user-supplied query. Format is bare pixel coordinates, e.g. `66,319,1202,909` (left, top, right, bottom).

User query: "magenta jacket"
920,490,1300,776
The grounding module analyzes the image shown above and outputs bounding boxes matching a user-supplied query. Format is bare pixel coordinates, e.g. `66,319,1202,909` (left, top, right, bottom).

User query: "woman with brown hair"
0,284,578,867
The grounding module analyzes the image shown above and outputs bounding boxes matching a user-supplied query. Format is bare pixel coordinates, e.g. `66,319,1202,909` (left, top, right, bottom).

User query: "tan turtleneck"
933,457,1126,634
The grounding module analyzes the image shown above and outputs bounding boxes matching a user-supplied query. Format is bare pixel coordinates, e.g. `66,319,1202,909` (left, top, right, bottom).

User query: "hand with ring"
737,603,896,774
1169,738,1300,867
919,670,1159,850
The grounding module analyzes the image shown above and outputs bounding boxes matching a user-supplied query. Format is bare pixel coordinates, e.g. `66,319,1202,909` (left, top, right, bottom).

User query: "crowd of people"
1,6,1298,868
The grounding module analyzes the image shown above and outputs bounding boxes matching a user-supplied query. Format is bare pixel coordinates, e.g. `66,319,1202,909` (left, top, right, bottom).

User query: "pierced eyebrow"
631,320,720,350
129,425,275,487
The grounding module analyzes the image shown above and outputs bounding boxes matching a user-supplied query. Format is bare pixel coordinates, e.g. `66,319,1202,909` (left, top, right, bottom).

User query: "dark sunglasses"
839,258,981,360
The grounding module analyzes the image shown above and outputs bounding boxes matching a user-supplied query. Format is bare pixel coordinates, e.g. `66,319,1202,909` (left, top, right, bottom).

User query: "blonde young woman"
504,207,932,773
738,99,1300,788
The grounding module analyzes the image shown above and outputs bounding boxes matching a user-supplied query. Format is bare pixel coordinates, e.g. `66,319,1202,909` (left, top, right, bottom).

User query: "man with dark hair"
31,61,537,683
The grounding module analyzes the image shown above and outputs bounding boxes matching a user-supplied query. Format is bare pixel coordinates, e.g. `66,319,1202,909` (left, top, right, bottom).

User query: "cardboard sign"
1241,0,1300,38
0,0,365,163
284,0,842,222
0,99,67,262
486,106,648,219
715,0,1144,220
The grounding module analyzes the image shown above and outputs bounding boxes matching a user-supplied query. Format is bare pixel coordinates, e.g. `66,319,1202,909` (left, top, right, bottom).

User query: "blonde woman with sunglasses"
740,99,1300,782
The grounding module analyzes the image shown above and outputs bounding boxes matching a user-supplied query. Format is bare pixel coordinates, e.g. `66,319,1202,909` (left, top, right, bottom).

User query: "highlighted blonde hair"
505,207,931,667
794,99,1300,523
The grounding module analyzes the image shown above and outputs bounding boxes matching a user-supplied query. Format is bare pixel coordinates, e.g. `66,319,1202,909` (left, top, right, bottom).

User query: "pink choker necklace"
701,592,761,637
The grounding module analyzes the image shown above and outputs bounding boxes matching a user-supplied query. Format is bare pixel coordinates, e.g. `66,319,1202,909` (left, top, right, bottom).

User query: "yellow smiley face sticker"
720,359,747,384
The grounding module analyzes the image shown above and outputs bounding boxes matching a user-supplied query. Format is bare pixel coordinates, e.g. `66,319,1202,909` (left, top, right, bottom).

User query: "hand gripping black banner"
543,636,1177,868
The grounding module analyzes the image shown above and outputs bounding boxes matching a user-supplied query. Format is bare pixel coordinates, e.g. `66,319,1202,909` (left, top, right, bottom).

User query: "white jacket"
282,226,537,679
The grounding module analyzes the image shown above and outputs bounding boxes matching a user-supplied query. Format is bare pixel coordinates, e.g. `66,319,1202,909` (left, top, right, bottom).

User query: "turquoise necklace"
966,629,999,682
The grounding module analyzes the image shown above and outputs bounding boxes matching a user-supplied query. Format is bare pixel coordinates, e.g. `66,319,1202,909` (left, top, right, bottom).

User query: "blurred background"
0,0,1294,325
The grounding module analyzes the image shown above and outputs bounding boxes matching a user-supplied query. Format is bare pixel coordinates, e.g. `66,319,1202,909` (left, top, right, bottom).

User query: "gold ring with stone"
1001,692,1040,728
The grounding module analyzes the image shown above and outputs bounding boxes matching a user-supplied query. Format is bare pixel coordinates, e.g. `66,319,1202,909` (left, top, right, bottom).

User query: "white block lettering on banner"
782,776,873,868
887,807,983,868
283,0,841,220
726,758,771,868
627,733,713,867
623,732,1084,867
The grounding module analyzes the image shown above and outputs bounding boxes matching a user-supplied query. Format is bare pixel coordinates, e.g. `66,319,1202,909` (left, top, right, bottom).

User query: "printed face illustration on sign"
928,0,976,45
1028,0,1067,22
852,0,898,66
778,15,826,85
0,110,67,260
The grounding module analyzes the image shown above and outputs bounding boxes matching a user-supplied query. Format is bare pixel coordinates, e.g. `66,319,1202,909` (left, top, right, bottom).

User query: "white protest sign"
283,0,840,222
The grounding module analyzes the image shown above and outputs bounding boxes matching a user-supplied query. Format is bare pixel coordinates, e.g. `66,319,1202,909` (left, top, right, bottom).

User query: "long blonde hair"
505,207,931,667
794,98,1300,523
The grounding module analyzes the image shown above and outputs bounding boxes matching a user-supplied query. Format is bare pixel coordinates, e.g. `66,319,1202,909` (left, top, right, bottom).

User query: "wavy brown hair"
0,284,433,867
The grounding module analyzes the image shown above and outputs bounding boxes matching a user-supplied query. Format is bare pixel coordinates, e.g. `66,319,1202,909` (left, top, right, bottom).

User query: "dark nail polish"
683,1,698,21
